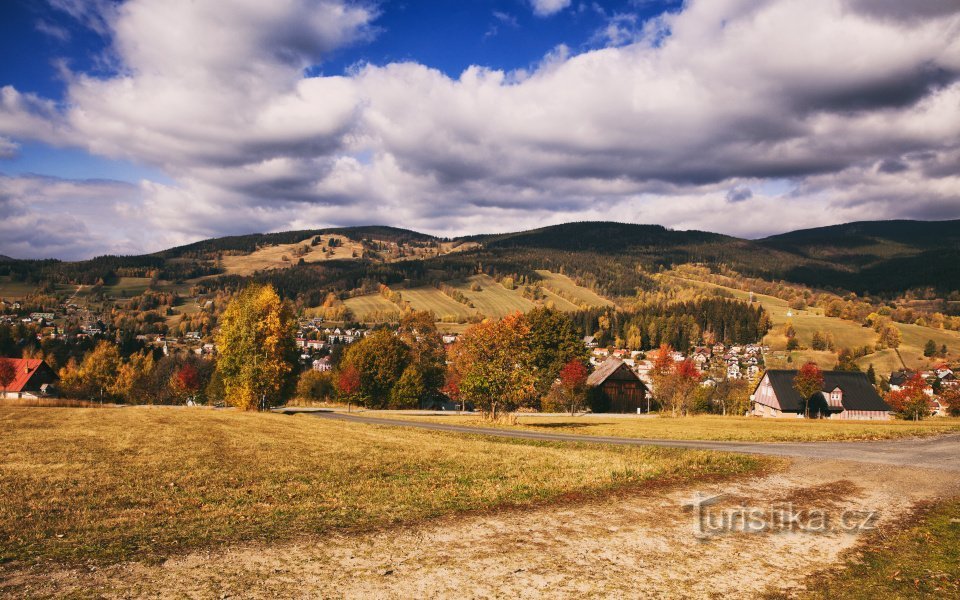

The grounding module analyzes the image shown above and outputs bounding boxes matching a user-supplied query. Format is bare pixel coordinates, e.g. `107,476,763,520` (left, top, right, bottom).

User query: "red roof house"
0,359,59,398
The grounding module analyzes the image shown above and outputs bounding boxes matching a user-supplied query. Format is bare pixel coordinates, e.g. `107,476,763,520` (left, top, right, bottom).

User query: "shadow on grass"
525,422,601,429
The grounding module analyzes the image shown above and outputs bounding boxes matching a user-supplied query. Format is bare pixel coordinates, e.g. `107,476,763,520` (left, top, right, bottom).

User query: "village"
4,289,959,423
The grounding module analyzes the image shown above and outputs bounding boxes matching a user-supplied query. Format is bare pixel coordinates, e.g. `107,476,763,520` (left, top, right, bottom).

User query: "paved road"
293,410,960,471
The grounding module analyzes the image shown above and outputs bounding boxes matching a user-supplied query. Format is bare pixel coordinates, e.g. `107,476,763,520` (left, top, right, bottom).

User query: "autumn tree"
169,362,202,404
0,358,15,397
793,362,824,418
525,307,589,396
654,358,701,417
544,359,590,415
884,373,929,421
395,310,446,406
215,284,297,410
335,364,361,410
112,350,155,403
651,343,675,377
340,329,410,408
449,312,537,420
296,370,335,403
940,386,960,417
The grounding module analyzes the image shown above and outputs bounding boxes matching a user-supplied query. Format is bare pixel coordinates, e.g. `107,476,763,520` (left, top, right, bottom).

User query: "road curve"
292,410,960,472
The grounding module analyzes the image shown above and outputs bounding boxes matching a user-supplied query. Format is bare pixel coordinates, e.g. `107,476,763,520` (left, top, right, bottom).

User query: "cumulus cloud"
530,0,572,17
0,0,959,258
0,175,156,259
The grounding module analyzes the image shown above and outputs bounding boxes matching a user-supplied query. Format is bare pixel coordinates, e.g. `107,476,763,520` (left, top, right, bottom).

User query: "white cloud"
0,136,18,159
530,0,572,17
0,0,959,258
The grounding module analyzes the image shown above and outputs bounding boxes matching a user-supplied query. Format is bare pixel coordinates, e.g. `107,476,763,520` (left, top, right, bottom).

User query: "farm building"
751,370,891,420
0,359,59,400
587,358,650,413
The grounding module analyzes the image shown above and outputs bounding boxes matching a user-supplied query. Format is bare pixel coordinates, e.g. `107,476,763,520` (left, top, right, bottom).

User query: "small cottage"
587,358,649,413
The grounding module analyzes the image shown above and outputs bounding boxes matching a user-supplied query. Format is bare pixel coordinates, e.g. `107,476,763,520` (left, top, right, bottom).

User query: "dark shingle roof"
762,369,891,413
587,358,639,386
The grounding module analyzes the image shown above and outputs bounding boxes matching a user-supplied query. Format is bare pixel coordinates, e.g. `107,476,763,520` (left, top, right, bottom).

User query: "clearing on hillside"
219,235,363,276
535,270,615,308
398,287,478,322
342,294,401,322
449,275,535,318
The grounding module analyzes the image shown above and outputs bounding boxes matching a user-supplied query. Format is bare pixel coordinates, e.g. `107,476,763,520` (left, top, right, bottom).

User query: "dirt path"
303,411,960,471
5,460,958,599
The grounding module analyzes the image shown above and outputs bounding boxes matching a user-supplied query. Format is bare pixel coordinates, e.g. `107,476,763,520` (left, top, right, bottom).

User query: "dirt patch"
3,461,958,599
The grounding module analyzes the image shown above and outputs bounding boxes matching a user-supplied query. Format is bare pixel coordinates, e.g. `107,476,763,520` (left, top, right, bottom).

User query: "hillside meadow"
665,275,960,375
376,414,960,442
0,407,771,568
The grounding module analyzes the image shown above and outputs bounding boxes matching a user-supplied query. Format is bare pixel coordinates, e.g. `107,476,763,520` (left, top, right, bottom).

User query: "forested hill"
157,225,440,259
464,222,732,252
755,219,960,293
1,220,958,296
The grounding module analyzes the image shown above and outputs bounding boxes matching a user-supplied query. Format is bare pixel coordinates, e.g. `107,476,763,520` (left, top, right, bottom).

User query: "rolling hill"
1,220,958,302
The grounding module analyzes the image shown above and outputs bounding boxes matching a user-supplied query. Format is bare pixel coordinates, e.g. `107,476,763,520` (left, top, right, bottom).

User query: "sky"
0,0,959,260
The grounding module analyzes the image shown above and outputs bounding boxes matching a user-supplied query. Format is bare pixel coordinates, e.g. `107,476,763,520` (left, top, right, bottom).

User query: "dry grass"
0,407,770,568
0,398,110,408
219,235,363,276
787,498,960,599
535,270,615,308
376,413,960,442
397,287,477,321
341,294,400,322
450,274,535,318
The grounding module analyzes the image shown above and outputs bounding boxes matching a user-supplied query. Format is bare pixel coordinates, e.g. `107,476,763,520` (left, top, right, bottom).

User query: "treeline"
570,298,769,349
0,255,218,286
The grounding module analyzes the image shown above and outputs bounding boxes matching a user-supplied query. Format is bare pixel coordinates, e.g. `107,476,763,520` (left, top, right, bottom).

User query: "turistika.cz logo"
682,492,878,539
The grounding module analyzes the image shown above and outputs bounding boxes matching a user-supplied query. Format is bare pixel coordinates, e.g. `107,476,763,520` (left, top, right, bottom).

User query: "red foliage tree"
558,359,589,388
176,363,201,393
0,358,15,395
336,365,361,411
792,362,824,418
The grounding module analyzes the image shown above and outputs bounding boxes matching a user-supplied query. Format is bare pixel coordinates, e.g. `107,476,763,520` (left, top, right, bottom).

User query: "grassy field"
397,287,478,321
535,270,615,308
100,277,153,298
376,414,960,442
342,294,401,322
0,407,771,568
450,275,535,318
792,498,960,599
218,235,364,276
541,288,583,311
0,277,39,299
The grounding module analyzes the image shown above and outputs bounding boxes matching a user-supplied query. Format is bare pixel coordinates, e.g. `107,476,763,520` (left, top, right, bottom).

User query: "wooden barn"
587,358,649,413
751,369,891,420
0,359,59,400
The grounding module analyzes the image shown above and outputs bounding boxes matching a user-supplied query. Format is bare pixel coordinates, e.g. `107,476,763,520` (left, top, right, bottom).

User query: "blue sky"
0,0,677,191
0,0,958,259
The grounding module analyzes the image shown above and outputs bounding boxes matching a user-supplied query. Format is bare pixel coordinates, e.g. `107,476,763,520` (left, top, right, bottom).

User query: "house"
751,370,891,420
583,335,598,349
888,370,914,391
727,363,741,379
586,358,650,413
0,359,59,399
312,357,333,372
